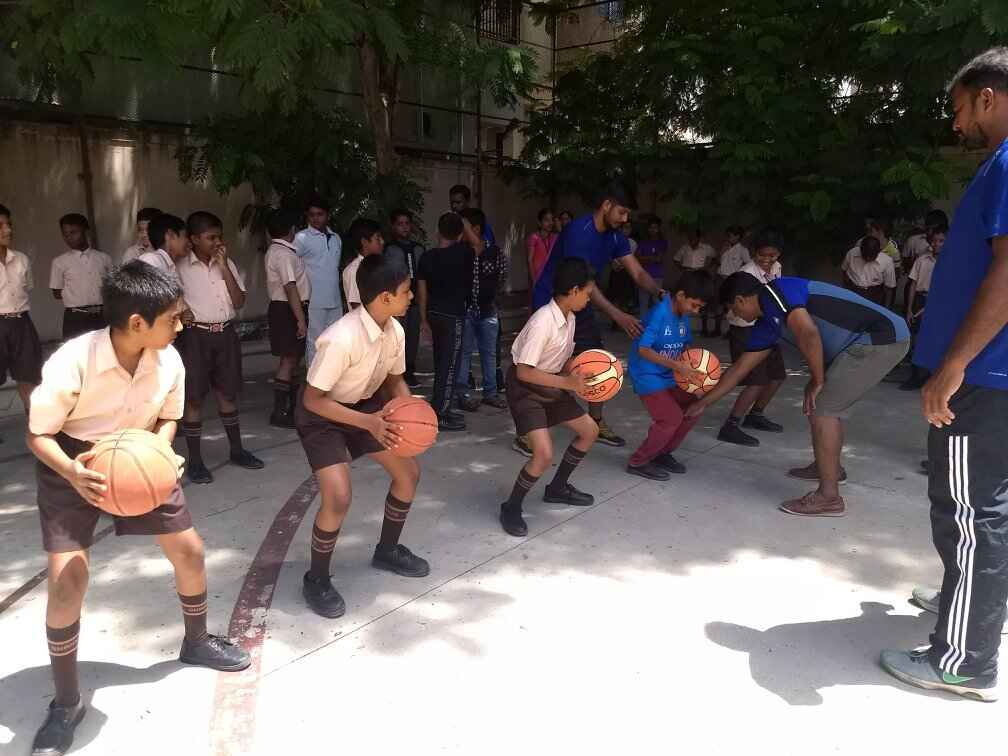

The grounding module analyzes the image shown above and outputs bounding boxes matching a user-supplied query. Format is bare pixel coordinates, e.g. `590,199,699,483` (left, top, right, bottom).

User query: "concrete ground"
0,329,1002,756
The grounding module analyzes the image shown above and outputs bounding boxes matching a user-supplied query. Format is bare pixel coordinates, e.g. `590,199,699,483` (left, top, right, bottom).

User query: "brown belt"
0,311,26,319
188,321,232,333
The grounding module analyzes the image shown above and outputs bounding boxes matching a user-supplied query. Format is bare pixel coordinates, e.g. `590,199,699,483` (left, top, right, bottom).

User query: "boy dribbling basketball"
295,254,429,619
500,258,599,537
26,261,249,756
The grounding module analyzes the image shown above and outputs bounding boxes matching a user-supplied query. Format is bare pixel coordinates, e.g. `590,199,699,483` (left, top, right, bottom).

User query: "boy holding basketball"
296,254,429,618
500,258,598,537
625,271,713,481
26,261,249,756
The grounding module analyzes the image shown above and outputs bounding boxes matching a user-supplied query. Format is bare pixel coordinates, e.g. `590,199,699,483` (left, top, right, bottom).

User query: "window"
479,0,520,45
598,1,625,24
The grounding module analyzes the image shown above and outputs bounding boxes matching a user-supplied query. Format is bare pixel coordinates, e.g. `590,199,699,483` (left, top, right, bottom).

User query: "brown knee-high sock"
550,445,587,488
378,493,412,548
504,468,540,513
47,620,81,706
178,591,209,644
309,523,340,579
182,421,203,465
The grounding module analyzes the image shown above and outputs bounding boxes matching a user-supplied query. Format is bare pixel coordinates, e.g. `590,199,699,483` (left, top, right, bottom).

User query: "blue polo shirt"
914,138,1008,389
747,278,909,363
294,226,344,310
628,294,691,395
531,213,630,309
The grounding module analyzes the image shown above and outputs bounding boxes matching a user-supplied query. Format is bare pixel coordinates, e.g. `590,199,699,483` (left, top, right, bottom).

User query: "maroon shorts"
506,365,586,435
728,325,787,386
177,324,243,402
37,433,192,553
268,300,309,357
0,313,43,385
294,391,384,470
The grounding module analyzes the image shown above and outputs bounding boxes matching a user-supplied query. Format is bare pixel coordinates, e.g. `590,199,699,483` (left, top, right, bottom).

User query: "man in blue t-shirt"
625,271,713,481
687,271,909,517
527,181,663,450
881,48,1008,702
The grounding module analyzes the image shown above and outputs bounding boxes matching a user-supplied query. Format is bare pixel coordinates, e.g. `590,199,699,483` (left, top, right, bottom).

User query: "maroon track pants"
629,387,700,467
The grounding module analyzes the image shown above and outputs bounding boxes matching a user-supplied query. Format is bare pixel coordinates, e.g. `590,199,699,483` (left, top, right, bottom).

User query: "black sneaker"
187,460,213,484
500,505,528,537
269,410,296,429
405,373,421,388
482,394,508,409
372,544,430,577
596,419,627,447
742,412,784,433
512,435,533,457
653,454,687,474
543,482,594,506
32,699,86,756
717,422,760,447
626,462,670,481
302,572,346,618
179,634,251,671
458,394,482,412
437,414,466,432
230,449,265,469
447,409,466,422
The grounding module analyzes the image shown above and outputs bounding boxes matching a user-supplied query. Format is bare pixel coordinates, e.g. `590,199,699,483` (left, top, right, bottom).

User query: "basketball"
384,396,439,457
676,347,722,395
570,348,624,402
86,429,182,516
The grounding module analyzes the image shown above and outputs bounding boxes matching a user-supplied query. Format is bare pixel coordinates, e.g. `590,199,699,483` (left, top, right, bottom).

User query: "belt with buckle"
69,305,103,314
0,311,26,319
190,321,232,333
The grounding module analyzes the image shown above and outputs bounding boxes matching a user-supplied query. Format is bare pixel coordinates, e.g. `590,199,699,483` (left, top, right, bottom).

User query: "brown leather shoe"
787,462,848,484
779,491,846,517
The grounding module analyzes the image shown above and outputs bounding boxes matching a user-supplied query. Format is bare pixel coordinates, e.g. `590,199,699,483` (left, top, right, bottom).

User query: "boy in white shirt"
841,236,896,307
138,214,189,284
675,228,720,335
899,226,946,390
120,207,162,263
0,203,42,421
50,213,113,340
341,218,385,310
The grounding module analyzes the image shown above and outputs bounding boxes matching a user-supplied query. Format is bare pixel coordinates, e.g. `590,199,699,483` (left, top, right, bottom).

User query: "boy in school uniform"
501,257,599,537
341,217,385,310
265,209,311,428
50,214,113,340
384,208,424,387
175,211,263,484
26,261,249,756
625,271,713,481
0,203,42,421
138,213,189,284
841,235,896,307
295,196,344,365
120,207,163,264
417,213,484,432
296,254,429,618
899,225,946,390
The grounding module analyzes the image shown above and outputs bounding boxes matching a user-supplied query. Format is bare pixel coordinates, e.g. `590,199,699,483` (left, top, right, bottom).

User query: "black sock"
724,415,741,427
179,591,209,644
220,410,243,453
378,493,412,548
505,468,540,512
309,523,340,579
273,380,292,414
287,381,299,414
182,421,203,465
47,620,81,707
550,445,587,489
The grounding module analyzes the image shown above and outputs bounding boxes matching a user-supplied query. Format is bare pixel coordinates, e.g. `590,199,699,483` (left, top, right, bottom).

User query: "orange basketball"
384,396,439,457
675,347,722,395
86,429,181,516
570,348,624,402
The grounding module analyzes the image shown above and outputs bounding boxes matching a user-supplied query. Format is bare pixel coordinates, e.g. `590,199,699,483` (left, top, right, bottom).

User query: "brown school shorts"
506,365,586,435
37,433,192,553
0,313,43,385
176,324,243,402
268,299,309,358
295,390,385,470
728,325,787,386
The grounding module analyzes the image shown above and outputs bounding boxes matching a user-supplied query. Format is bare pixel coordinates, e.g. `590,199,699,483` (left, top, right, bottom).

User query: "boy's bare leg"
17,381,35,413
369,451,428,577
754,380,783,413
303,464,353,617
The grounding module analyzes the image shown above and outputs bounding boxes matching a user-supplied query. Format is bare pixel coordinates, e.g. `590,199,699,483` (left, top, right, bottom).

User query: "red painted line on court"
209,475,318,756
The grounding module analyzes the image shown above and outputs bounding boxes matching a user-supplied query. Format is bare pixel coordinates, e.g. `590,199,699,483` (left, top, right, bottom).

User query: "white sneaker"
912,586,1008,634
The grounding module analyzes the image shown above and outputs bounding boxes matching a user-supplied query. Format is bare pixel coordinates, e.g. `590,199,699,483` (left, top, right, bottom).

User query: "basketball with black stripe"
676,347,722,395
86,429,182,515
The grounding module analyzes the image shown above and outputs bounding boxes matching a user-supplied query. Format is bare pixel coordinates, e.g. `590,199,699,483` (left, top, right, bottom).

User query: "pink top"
527,231,556,287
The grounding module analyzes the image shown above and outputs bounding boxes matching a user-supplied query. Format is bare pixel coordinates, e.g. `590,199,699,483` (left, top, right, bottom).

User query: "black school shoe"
653,454,687,474
457,394,482,412
626,462,670,481
543,482,594,506
230,449,265,469
179,634,251,671
742,412,784,433
269,410,296,429
437,414,466,432
717,421,760,447
372,544,430,577
500,505,528,537
187,460,213,484
32,699,86,756
302,572,346,618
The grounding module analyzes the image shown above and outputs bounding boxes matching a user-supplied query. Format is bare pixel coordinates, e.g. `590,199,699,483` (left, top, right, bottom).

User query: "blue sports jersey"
628,295,691,395
532,213,631,309
746,277,909,363
914,138,1008,389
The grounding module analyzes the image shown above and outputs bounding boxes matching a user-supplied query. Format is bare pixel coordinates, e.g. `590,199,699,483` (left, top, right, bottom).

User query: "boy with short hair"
175,211,263,484
121,207,163,263
138,213,188,284
26,261,249,755
265,208,311,427
674,228,720,335
899,225,946,390
384,208,424,387
842,235,896,307
296,255,429,618
0,203,42,421
295,196,343,365
50,213,113,340
341,217,385,310
501,257,598,537
626,271,713,480
449,183,496,246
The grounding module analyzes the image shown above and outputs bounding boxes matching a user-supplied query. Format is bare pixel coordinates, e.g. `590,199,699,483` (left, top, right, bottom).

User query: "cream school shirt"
265,239,311,302
727,260,782,327
511,299,575,374
675,242,717,271
909,252,937,293
176,252,245,323
342,254,364,308
842,246,896,289
138,248,180,285
49,248,113,308
0,249,33,314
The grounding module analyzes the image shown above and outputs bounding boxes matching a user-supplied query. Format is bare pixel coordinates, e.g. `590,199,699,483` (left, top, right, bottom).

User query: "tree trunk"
358,39,397,176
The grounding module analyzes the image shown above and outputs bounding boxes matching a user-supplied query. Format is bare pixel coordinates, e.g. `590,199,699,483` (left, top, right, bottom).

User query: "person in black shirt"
385,208,424,388
417,213,483,431
454,208,507,411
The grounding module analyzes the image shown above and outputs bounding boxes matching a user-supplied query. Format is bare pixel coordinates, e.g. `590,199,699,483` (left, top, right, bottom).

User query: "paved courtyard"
0,332,1002,756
